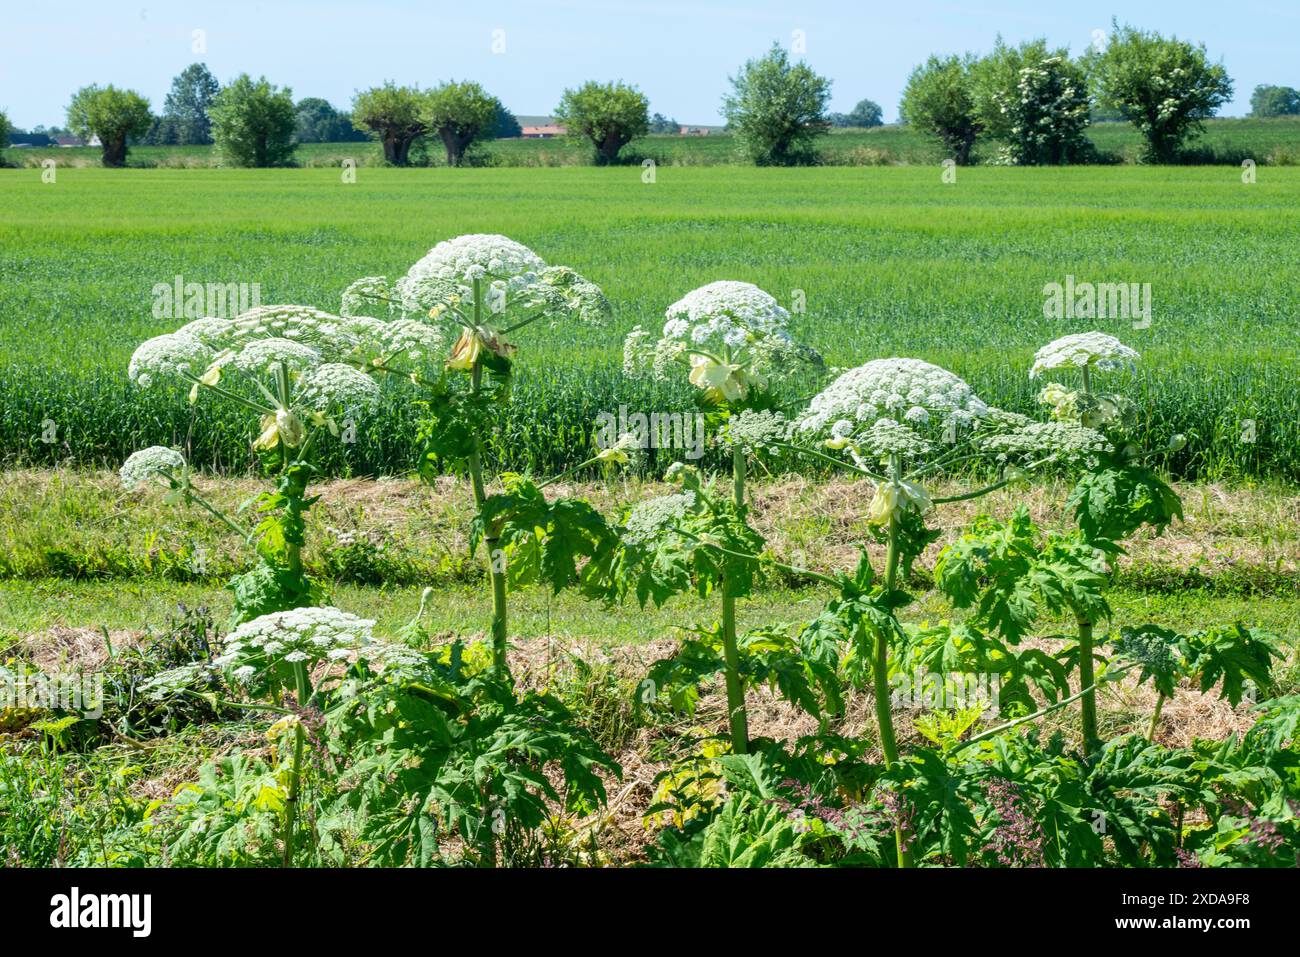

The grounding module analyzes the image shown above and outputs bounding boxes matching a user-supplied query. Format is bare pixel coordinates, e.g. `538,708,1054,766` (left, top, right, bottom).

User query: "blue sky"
1,1,1293,129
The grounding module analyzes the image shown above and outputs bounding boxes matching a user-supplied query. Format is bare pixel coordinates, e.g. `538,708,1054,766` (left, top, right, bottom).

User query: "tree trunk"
597,131,626,165
439,128,464,167
101,135,128,168
382,132,401,165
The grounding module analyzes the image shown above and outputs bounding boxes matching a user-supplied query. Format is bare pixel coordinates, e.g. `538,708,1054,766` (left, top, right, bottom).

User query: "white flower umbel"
380,319,447,362
720,409,790,454
174,316,235,348
297,363,382,417
384,234,608,374
1029,331,1140,379
231,337,323,375
395,234,545,315
981,420,1111,463
623,492,697,546
341,277,396,319
624,280,814,403
796,357,989,440
120,446,186,490
220,606,376,680
128,333,214,389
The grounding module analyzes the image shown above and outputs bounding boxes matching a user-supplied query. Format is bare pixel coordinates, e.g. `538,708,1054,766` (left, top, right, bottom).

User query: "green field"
1,164,1298,479
9,116,1300,169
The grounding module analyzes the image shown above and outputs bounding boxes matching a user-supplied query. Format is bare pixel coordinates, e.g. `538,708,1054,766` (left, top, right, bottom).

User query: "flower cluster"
624,281,816,403
340,277,397,319
797,358,989,441
216,606,376,682
231,337,322,375
981,420,1111,461
403,233,545,288
623,492,697,546
1029,331,1140,379
119,446,186,490
128,332,213,388
720,409,790,454
837,417,935,459
297,363,383,418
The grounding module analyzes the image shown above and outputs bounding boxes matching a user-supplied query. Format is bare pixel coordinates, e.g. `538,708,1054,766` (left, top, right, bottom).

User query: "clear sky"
1,0,1293,129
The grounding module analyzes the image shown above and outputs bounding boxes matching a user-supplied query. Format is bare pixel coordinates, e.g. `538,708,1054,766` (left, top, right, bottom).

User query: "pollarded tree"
66,84,153,167
900,54,982,165
424,80,497,167
352,83,427,165
1083,22,1232,163
723,43,831,166
972,38,1092,165
1249,84,1300,118
210,74,298,167
554,80,650,164
162,63,220,145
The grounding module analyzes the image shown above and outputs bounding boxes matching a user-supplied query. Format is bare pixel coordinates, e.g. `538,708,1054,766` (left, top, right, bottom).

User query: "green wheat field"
2,163,1298,479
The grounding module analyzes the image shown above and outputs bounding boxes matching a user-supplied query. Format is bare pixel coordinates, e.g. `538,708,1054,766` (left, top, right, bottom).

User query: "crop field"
9,115,1300,169
2,164,1299,480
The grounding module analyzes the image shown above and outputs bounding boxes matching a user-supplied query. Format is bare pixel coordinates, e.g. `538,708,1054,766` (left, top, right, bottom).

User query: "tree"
1084,22,1232,163
847,98,884,127
972,38,1092,165
554,80,650,164
66,85,153,167
294,97,364,142
210,74,297,167
352,83,427,165
0,110,11,151
900,54,982,164
723,44,831,165
424,80,498,166
162,63,220,145
1249,84,1300,118
649,112,680,134
490,98,522,138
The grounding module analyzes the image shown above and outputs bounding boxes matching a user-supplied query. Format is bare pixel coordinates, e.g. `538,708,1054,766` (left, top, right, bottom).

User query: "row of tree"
900,23,1235,164
2,21,1286,168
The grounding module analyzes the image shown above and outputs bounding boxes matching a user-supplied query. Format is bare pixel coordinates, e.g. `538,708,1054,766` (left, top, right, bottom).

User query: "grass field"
8,116,1300,169
2,164,1297,480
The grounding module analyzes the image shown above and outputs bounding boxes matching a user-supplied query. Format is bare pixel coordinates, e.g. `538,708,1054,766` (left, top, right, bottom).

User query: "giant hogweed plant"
341,235,611,674
136,601,618,867
782,356,1106,864
1030,331,1184,746
618,281,825,754
124,305,436,623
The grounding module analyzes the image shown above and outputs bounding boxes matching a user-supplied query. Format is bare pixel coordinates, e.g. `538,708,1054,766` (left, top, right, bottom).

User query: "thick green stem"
719,445,750,754
1077,618,1099,749
281,721,305,867
466,281,510,675
1147,693,1165,742
874,455,912,868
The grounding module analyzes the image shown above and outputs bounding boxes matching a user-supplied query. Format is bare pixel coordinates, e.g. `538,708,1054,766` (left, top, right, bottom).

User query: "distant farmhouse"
515,116,566,138
679,126,711,136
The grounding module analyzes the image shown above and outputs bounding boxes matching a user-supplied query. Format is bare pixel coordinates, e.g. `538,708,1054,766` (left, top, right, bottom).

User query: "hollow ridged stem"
874,454,912,868
1077,618,1099,749
720,444,750,754
466,279,509,674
